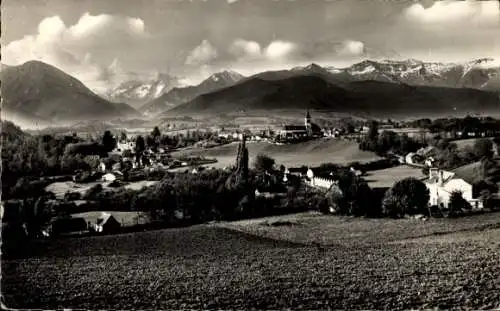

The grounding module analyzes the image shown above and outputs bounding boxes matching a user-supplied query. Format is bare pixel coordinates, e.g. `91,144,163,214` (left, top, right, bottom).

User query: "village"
2,113,500,240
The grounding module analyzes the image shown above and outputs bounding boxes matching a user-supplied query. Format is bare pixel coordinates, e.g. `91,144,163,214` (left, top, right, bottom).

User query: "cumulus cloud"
264,41,297,61
228,39,297,62
185,40,218,66
335,40,365,56
3,13,148,92
229,39,262,60
403,0,498,26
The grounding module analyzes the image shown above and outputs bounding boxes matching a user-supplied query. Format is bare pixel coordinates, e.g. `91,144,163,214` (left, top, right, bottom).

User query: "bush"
254,154,275,172
83,184,103,200
64,192,82,201
473,139,494,159
448,191,472,217
382,178,430,218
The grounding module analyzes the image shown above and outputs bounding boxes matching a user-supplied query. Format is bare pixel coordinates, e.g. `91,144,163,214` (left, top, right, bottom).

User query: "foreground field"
171,138,381,169
3,212,500,310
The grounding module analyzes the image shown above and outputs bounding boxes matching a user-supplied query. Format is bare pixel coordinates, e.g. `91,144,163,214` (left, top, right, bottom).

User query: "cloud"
229,39,262,60
227,0,240,3
229,39,297,62
264,41,297,61
2,13,148,92
336,40,365,56
403,0,498,26
185,40,218,66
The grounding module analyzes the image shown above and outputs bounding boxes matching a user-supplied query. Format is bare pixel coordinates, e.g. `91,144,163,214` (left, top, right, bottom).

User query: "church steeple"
305,109,312,136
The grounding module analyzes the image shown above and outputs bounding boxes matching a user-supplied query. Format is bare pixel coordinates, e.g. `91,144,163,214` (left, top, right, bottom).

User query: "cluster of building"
277,110,323,141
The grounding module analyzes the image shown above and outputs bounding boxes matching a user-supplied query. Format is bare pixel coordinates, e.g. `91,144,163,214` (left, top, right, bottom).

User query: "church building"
278,110,322,140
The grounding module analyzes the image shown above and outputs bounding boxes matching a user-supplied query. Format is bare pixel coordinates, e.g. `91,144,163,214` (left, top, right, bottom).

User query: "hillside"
165,75,500,116
0,61,140,123
141,70,245,116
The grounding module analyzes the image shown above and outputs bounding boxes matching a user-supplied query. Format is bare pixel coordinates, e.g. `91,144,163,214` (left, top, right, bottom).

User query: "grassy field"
171,138,381,169
3,211,500,310
453,137,493,149
45,180,159,199
365,165,425,188
45,181,106,199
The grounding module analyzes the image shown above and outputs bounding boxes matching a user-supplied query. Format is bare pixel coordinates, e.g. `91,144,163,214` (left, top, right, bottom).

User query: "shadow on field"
3,226,311,259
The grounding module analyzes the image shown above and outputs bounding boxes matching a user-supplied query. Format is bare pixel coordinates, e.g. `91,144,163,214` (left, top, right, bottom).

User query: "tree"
367,120,379,141
122,149,134,158
448,190,471,217
382,177,430,217
135,135,146,154
345,123,355,134
120,132,128,142
146,135,157,150
492,136,500,156
326,171,376,216
151,126,161,139
102,131,117,152
226,136,249,190
254,154,275,173
473,138,494,159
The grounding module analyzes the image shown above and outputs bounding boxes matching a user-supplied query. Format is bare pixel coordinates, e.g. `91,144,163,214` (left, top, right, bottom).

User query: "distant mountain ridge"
105,72,184,108
140,70,245,116
301,58,500,91
165,74,500,117
0,61,140,125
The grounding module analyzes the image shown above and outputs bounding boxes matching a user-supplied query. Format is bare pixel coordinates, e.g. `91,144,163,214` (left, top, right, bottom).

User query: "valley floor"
2,212,500,310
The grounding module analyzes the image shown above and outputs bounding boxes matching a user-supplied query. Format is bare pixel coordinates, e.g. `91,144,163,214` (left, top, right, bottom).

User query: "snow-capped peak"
204,70,244,85
106,72,184,106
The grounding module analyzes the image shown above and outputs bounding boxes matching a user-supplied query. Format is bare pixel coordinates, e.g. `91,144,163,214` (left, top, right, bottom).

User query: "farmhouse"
424,168,483,209
94,213,121,234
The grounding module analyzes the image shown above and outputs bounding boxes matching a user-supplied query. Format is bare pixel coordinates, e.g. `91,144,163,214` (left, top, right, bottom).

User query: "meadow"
171,138,381,169
45,180,159,199
3,212,500,310
365,165,426,188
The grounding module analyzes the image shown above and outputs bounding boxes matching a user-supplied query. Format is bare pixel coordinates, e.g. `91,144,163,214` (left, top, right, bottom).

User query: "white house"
405,153,417,165
99,162,107,172
424,157,436,167
102,173,117,182
424,168,482,209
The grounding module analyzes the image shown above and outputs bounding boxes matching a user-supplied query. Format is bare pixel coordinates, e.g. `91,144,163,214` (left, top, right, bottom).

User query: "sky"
2,0,500,92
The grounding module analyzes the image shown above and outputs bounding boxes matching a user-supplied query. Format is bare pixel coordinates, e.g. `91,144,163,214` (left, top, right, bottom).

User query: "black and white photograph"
1,0,500,309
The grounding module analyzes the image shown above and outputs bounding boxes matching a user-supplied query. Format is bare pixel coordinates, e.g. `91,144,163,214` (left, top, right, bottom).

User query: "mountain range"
2,59,499,126
105,73,184,108
165,74,500,117
137,58,499,116
140,70,245,116
0,61,140,126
